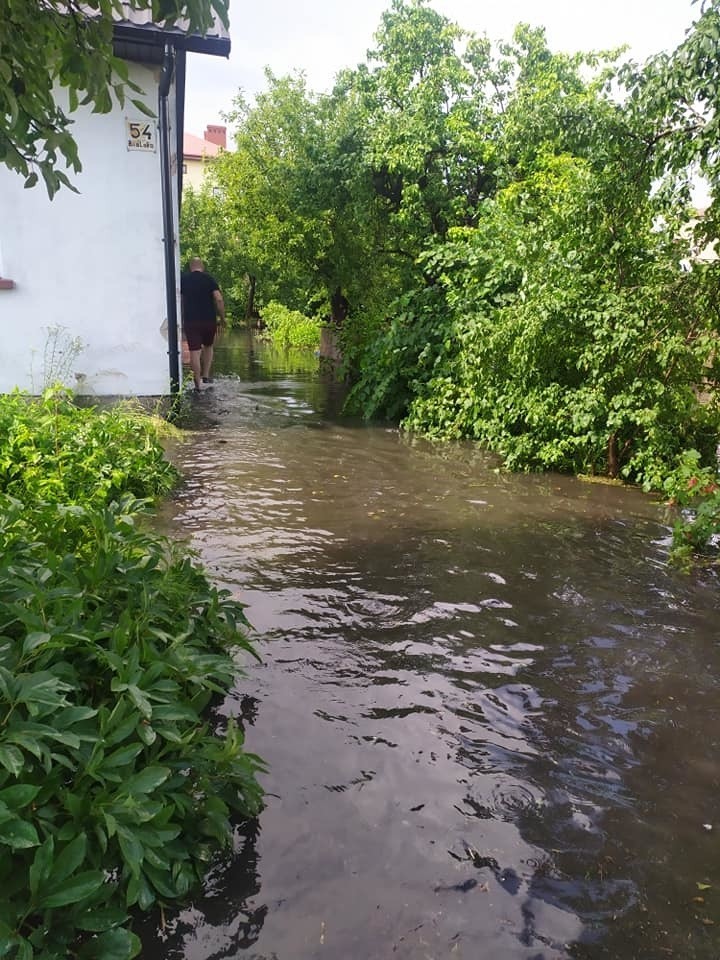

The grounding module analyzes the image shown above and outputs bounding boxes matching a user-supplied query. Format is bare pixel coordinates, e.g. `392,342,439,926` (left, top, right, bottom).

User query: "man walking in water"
180,257,226,391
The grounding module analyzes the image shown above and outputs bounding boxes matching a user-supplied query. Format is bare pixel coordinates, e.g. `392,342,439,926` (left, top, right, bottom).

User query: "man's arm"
213,289,226,324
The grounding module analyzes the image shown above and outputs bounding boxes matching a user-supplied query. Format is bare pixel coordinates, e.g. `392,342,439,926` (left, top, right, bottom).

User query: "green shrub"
260,301,321,350
0,389,179,507
661,449,720,566
0,389,264,958
348,159,720,491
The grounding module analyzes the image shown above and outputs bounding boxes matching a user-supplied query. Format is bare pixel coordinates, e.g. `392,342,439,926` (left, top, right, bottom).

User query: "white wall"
183,155,213,191
0,61,182,396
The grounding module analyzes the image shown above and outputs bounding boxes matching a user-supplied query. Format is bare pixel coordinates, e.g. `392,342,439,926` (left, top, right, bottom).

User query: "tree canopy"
0,0,228,196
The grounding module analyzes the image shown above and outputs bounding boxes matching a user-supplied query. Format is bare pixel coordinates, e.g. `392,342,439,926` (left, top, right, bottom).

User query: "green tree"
347,0,503,259
210,0,508,332
620,0,720,556
0,0,228,196
216,76,330,314
496,24,625,186
627,0,720,220
401,155,719,484
332,9,623,377
214,73,390,324
347,14,720,490
180,184,248,321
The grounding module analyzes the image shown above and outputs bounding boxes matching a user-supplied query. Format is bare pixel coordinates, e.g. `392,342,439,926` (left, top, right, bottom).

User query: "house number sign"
126,119,157,152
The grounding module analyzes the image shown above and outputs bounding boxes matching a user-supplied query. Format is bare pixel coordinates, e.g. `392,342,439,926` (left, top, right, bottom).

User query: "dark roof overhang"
112,21,230,60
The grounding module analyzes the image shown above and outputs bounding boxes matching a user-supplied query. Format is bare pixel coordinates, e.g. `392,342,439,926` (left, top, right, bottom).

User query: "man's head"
189,257,204,272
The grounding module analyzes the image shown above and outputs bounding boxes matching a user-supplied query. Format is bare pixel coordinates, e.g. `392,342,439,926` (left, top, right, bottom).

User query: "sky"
184,0,700,139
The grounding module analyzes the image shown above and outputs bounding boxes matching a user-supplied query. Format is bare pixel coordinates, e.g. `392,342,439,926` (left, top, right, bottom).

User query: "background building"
183,124,227,190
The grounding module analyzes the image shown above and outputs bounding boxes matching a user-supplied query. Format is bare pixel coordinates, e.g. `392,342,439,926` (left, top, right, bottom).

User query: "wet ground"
142,334,720,960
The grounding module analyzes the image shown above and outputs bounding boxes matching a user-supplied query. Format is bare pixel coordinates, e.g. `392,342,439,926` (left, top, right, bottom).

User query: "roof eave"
112,22,231,58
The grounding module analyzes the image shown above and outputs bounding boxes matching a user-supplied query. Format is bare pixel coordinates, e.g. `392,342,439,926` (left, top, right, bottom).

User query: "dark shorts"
184,320,217,351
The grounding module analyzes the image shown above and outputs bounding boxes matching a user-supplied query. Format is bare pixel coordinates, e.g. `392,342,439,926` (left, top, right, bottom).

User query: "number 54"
129,122,151,140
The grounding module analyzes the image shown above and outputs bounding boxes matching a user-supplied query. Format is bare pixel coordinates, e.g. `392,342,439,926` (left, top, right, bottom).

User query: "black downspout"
159,43,180,395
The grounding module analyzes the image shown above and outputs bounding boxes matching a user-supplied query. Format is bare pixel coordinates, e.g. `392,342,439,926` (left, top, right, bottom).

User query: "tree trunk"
245,274,257,322
330,286,349,326
608,432,619,479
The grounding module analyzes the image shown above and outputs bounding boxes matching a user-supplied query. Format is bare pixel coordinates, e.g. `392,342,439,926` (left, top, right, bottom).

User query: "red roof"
183,133,221,160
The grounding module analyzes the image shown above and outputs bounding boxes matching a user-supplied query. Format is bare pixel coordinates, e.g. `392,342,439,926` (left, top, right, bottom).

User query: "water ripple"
145,346,720,960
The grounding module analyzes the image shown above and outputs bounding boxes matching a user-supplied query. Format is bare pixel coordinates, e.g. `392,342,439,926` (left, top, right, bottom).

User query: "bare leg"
201,343,214,380
189,349,203,389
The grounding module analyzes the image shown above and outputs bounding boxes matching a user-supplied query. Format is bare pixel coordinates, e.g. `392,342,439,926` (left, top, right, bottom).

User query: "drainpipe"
159,43,180,395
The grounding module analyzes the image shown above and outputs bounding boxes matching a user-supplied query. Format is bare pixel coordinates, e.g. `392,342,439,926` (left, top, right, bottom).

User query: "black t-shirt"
181,270,219,324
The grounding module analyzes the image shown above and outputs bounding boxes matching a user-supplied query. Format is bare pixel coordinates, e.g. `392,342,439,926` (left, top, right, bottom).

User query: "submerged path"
143,334,719,960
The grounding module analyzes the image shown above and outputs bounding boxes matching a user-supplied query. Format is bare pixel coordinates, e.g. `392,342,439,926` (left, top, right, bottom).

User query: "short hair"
189,257,204,271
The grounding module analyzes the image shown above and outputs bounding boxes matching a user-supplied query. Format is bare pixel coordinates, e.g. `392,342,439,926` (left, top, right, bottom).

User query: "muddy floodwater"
142,333,720,960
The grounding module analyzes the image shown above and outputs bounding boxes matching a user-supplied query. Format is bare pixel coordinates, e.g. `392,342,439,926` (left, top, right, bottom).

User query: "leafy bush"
0,389,264,958
0,390,179,508
661,449,720,566
344,283,452,422
260,301,321,350
350,157,720,489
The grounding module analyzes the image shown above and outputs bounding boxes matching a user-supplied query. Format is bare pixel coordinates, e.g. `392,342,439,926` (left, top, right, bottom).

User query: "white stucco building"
0,9,229,396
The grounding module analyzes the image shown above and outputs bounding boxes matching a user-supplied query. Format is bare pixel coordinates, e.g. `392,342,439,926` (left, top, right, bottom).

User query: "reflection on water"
213,334,321,380
143,333,720,960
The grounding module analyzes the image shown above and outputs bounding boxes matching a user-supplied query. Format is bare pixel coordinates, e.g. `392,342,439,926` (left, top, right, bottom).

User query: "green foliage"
0,0,228,196
355,153,720,484
344,283,450,422
216,76,348,314
260,301,321,350
627,0,720,240
340,5,720,561
662,449,720,566
0,388,264,957
357,0,500,247
211,68,407,328
209,1,640,382
0,389,178,507
336,307,390,390
180,185,248,322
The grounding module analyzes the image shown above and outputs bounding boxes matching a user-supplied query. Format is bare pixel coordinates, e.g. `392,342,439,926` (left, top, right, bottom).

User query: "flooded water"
143,333,720,960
